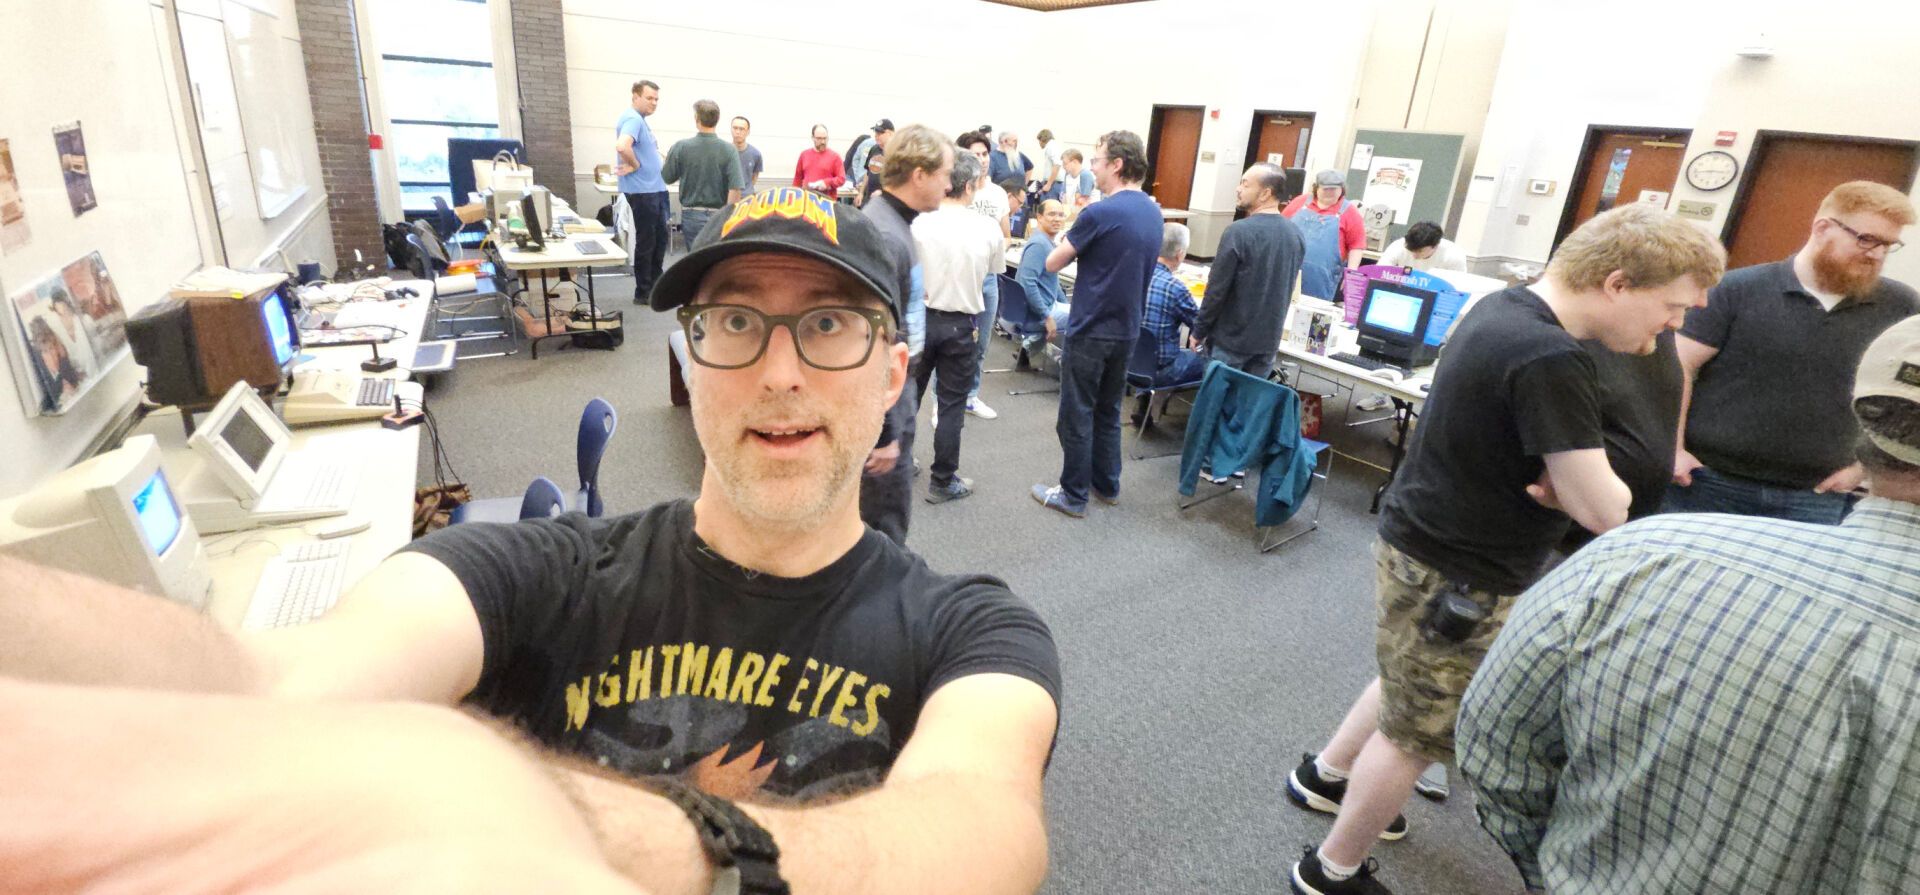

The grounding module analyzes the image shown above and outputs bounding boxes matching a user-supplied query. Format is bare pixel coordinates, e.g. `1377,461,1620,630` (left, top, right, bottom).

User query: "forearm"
0,556,261,693
1563,474,1632,534
571,769,1046,895
618,144,641,170
1675,368,1694,453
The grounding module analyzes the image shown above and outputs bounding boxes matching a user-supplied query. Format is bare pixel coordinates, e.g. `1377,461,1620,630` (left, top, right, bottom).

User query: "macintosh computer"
180,381,356,533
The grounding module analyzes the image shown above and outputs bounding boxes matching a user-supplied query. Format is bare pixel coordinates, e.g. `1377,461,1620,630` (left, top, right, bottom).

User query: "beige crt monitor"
0,435,212,609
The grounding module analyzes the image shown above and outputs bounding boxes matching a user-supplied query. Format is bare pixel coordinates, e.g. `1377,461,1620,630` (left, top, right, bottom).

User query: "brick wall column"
294,0,383,273
509,0,576,207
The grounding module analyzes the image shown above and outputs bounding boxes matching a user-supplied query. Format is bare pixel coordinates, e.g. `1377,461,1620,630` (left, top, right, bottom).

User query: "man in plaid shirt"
1140,222,1208,386
1457,315,1920,894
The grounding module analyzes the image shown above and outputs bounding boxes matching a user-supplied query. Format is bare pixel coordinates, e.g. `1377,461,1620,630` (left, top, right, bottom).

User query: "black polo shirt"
1681,258,1919,489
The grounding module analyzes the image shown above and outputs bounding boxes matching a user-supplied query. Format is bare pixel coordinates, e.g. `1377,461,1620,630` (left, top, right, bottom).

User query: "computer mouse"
312,515,371,539
1370,369,1404,383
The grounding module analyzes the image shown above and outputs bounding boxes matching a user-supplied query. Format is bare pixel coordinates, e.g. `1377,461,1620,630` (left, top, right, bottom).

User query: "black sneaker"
1290,846,1393,895
926,477,973,504
1285,753,1408,841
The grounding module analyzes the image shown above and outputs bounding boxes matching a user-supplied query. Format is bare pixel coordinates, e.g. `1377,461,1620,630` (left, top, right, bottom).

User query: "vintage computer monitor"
0,434,212,608
1355,280,1441,368
126,283,301,406
518,191,548,250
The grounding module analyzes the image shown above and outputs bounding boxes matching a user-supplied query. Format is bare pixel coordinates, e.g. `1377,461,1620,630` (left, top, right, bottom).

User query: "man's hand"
865,440,901,475
613,162,635,177
807,179,826,192
1672,447,1704,486
1187,334,1203,351
1814,462,1867,494
1043,316,1057,340
1525,468,1561,512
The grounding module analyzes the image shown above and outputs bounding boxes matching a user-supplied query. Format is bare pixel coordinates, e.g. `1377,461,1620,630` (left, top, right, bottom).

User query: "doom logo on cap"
721,187,840,245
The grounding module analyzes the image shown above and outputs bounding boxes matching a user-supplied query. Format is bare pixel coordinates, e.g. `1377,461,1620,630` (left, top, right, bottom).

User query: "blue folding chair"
518,476,567,520
450,398,617,523
1176,373,1332,553
986,274,1059,396
1124,335,1205,460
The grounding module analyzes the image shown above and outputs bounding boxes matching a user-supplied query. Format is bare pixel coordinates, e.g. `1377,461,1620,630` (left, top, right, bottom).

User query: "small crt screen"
1364,289,1425,336
263,289,295,365
132,470,183,555
220,406,274,473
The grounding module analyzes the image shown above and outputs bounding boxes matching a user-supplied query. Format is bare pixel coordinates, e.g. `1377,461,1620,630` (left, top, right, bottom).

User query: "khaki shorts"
1372,539,1519,764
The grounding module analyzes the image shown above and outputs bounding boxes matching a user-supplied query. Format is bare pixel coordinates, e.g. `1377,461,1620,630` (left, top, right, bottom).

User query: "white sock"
1314,754,1350,782
1317,847,1360,881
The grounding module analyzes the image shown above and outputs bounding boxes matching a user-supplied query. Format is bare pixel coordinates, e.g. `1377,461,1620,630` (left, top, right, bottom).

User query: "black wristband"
652,778,790,895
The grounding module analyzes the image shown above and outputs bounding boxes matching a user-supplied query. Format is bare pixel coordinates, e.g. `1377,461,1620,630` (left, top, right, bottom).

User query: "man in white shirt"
1059,149,1098,209
911,151,1003,505
1378,221,1466,272
1034,129,1065,201
959,131,1010,420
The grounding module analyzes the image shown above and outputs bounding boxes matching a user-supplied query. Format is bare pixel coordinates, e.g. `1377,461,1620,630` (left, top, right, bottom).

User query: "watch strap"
654,778,790,895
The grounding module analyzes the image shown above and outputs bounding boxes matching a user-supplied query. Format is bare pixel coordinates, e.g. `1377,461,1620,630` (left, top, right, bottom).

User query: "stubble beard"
690,373,887,531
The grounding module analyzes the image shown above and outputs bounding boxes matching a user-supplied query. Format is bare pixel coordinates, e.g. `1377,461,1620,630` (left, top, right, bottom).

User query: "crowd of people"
4,79,1919,895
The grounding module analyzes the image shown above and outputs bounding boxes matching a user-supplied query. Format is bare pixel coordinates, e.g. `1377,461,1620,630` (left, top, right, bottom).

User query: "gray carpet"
414,266,1524,894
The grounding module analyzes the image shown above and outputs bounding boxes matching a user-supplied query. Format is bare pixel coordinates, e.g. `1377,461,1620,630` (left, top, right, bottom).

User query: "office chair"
1124,335,1205,460
448,397,617,524
1176,371,1330,553
984,274,1059,396
519,476,567,520
430,196,485,254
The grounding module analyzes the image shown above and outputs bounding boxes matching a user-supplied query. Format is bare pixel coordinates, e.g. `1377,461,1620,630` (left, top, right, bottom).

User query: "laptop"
183,381,356,533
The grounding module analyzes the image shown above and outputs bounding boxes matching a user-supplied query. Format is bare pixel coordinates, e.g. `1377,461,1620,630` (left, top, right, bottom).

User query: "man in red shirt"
1282,169,1366,301
793,124,846,198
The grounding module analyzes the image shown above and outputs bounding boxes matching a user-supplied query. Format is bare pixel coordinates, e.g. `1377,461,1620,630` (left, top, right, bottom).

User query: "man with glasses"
1669,180,1917,523
2,188,1061,895
1032,130,1163,518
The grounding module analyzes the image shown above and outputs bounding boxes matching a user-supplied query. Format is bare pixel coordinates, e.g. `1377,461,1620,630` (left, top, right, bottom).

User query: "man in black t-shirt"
1284,205,1726,895
2,187,1059,895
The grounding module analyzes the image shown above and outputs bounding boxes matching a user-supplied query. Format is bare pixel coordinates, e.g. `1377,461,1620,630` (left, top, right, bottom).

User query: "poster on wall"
1,252,129,416
0,139,29,254
1361,156,1422,224
52,122,97,217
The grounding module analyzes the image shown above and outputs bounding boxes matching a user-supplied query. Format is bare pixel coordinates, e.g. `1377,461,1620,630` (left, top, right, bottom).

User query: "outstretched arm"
566,672,1058,895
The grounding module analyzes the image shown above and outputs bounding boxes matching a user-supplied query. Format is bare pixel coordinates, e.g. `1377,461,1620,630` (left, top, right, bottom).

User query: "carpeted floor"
413,266,1524,895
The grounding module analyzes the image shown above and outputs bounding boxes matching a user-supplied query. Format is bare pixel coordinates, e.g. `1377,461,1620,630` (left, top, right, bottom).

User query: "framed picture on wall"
1,251,129,416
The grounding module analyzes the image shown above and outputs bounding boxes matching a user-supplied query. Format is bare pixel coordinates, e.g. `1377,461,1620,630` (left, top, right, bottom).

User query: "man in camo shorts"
1280,205,1728,895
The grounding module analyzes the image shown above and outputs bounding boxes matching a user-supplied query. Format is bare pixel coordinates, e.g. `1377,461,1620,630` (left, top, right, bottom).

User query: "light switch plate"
1675,200,1716,220
1199,151,1215,163
1516,214,1531,225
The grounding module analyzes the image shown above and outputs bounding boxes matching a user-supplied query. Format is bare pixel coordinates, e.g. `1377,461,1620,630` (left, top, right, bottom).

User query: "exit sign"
1715,131,1737,146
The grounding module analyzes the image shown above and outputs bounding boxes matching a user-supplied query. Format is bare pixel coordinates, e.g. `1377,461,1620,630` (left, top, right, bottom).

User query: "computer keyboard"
257,459,353,514
356,377,395,406
573,240,609,255
243,540,351,629
1328,352,1409,375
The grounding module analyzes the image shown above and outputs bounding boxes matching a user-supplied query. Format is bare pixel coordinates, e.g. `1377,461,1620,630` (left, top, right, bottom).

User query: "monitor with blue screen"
1356,280,1441,367
132,470,183,555
262,287,296,366
1363,288,1425,335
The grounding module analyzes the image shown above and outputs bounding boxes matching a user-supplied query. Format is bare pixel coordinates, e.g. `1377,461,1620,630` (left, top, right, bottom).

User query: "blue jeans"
1055,334,1134,506
1664,466,1858,525
1020,303,1071,356
969,273,1000,397
1156,349,1210,387
679,207,718,246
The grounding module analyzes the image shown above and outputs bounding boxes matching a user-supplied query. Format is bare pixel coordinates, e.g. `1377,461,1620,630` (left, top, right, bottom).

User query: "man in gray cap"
1458,314,1920,895
1283,169,1367,301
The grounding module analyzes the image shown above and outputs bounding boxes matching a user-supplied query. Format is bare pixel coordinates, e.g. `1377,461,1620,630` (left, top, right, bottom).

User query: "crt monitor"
1356,280,1440,367
262,284,298,367
187,379,293,503
0,434,212,608
519,192,547,249
126,282,301,407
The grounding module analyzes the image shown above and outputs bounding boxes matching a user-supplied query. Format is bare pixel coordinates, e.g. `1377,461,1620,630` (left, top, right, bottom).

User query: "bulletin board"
1345,130,1466,245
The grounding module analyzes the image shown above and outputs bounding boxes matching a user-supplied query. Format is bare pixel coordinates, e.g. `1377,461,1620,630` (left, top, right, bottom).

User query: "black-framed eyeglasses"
676,304,893,371
1825,217,1905,254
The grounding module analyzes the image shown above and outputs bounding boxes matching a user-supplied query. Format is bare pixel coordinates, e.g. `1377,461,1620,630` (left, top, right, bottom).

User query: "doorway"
1553,126,1690,248
1722,131,1920,269
1244,111,1314,176
1145,104,1204,211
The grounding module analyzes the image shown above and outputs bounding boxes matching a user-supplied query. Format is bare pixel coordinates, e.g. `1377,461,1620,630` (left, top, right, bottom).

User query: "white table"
494,232,627,359
292,278,435,379
131,381,426,629
1277,344,1433,511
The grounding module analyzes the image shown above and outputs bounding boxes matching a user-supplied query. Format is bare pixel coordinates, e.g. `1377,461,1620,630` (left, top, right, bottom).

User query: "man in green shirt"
662,99,744,243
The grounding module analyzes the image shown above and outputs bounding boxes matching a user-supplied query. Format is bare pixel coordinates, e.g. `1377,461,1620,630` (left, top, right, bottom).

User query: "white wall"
0,1,209,498
1461,0,1920,286
557,0,1376,255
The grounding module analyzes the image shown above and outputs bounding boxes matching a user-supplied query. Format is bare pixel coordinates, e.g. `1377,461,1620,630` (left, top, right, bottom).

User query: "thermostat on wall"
1527,179,1556,196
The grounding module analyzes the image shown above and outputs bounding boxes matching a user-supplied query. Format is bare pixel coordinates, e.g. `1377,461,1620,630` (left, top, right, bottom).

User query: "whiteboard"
220,1,314,219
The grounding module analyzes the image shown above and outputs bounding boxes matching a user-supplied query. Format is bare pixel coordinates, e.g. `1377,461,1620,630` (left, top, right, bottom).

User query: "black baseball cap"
872,118,895,133
647,187,901,322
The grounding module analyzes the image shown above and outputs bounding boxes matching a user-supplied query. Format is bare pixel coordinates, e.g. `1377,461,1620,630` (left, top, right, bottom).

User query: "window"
368,0,499,213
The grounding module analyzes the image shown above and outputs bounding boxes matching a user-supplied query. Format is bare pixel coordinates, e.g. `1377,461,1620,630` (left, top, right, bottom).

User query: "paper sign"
1351,143,1374,169
1362,156,1421,223
1267,153,1285,166
1464,175,1496,204
1638,189,1670,207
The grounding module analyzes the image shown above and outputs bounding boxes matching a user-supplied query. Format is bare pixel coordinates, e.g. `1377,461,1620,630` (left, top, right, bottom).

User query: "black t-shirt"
402,499,1061,801
1561,330,1683,551
1378,287,1604,593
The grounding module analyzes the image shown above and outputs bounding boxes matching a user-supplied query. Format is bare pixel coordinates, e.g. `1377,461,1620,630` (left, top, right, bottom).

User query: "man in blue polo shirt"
614,80,668,303
1032,130,1163,517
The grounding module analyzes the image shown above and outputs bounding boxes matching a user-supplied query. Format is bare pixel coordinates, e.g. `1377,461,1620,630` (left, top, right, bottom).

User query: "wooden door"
1724,133,1919,269
1246,111,1314,173
1556,127,1689,246
1147,105,1203,211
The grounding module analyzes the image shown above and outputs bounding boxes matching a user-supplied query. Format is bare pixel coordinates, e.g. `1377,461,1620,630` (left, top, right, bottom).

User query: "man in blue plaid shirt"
1140,222,1208,386
1458,315,1920,894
